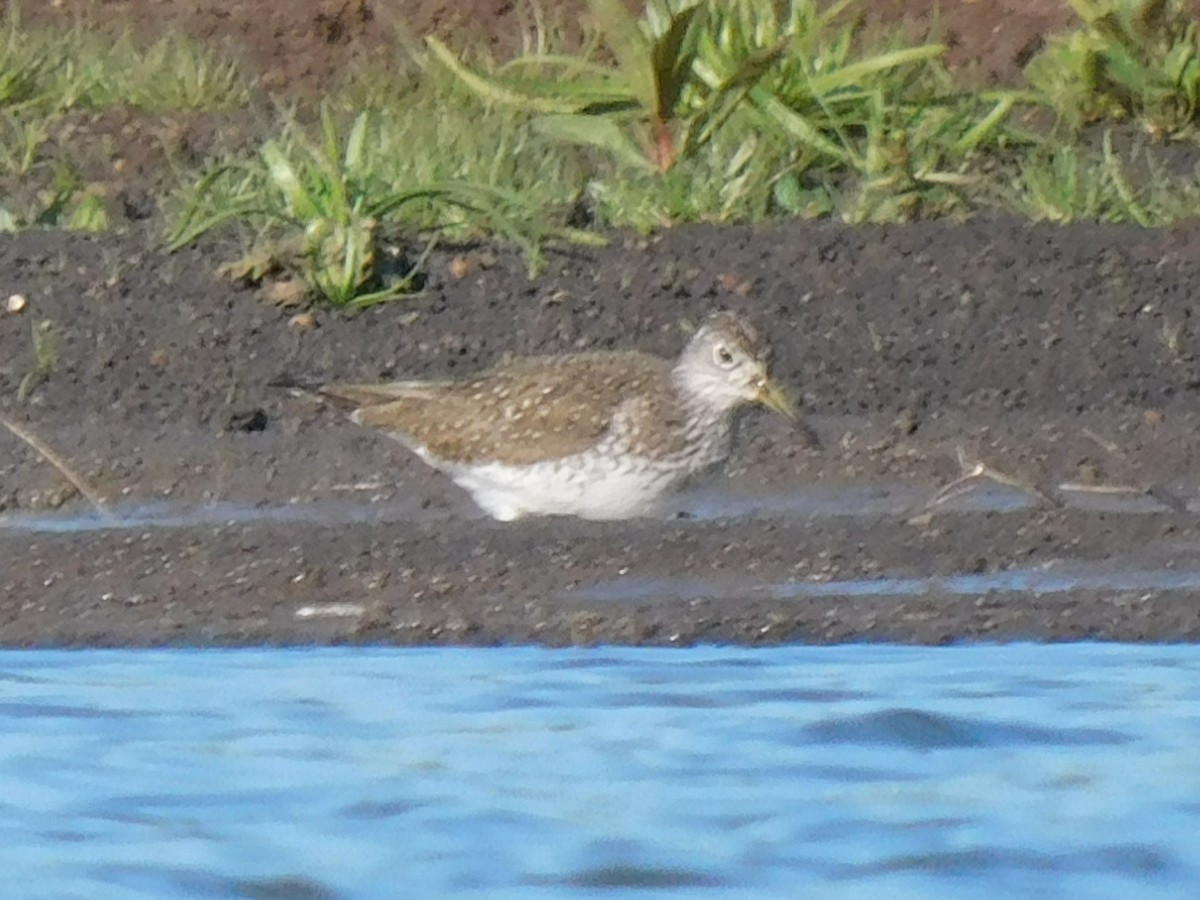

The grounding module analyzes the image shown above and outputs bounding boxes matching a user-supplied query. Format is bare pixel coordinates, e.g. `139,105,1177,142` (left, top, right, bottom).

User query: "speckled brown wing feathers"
322,352,675,466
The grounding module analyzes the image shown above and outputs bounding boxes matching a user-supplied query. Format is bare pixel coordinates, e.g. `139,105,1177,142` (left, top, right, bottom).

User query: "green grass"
17,317,59,402
6,0,1200,307
165,38,614,303
1005,130,1200,225
426,0,1029,222
169,0,1039,303
169,104,588,308
0,10,250,114
0,8,250,233
1025,0,1200,136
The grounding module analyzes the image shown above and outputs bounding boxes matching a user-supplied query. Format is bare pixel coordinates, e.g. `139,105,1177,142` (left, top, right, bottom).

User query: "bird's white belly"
445,453,684,521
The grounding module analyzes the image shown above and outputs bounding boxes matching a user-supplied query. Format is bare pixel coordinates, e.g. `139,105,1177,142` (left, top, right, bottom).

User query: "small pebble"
289,312,317,331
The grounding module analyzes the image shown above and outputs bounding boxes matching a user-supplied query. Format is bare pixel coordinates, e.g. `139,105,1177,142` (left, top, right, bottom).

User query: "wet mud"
4,218,1200,645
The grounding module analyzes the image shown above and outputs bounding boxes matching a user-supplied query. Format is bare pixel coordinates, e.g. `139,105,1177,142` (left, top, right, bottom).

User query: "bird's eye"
714,345,735,367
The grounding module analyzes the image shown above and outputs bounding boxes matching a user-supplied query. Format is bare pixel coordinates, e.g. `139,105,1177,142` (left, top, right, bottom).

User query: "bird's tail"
267,374,363,411
270,374,437,410
267,373,325,393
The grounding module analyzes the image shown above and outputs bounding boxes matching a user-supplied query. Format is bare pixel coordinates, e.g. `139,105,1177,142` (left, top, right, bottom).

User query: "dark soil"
5,217,1200,646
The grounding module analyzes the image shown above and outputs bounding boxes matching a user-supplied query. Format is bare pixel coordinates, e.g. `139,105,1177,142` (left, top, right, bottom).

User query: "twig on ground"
925,446,1057,510
1079,427,1189,512
0,409,110,516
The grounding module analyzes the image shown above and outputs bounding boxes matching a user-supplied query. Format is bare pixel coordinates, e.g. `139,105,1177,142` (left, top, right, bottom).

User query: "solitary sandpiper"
316,312,796,521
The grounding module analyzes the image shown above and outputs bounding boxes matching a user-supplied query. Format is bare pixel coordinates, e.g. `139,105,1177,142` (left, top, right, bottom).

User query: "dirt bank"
4,217,1200,645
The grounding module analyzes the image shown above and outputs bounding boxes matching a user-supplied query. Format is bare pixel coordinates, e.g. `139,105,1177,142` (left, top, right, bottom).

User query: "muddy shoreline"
4,217,1200,646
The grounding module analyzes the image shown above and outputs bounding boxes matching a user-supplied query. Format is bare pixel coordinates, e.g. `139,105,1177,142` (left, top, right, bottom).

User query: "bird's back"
324,351,675,466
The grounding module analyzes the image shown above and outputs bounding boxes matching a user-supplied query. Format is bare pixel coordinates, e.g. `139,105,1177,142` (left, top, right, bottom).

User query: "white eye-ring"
714,345,735,368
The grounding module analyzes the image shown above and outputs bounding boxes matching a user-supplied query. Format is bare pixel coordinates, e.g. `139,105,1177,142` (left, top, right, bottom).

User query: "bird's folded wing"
329,353,671,466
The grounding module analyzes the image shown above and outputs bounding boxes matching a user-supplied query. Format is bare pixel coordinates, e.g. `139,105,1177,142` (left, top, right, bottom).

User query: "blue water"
2,645,1198,899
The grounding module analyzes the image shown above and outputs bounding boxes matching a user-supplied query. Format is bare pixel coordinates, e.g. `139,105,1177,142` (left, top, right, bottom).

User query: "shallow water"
581,563,1200,603
0,477,1185,535
3,645,1199,898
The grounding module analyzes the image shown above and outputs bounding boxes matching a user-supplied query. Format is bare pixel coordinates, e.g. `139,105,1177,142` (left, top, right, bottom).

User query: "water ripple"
0,645,1196,898
804,708,1131,750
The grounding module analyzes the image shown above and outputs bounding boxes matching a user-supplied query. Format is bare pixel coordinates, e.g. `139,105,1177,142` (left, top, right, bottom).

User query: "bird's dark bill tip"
756,378,797,419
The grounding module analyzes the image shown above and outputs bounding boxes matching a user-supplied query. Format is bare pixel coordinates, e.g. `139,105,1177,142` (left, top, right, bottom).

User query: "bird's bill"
755,377,798,419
